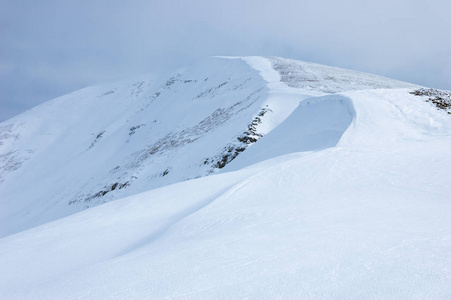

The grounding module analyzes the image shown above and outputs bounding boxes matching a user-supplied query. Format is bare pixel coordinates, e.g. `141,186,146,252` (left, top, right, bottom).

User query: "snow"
0,57,271,237
267,56,419,92
225,94,355,171
1,56,451,298
0,56,417,237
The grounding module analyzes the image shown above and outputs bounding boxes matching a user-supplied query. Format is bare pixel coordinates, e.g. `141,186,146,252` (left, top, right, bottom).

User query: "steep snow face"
0,57,274,237
0,56,425,237
225,94,355,171
1,88,451,299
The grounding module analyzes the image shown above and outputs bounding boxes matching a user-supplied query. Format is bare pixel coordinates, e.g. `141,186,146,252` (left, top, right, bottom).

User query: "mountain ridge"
0,56,420,237
1,56,451,298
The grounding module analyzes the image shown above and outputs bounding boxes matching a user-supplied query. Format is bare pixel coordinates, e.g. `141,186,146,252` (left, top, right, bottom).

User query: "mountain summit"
0,56,418,236
1,56,451,298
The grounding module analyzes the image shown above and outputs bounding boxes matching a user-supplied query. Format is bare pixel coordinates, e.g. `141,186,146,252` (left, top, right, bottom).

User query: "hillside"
1,56,451,298
0,56,417,237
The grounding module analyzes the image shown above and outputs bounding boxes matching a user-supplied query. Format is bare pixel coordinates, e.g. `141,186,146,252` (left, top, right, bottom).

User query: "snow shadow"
225,94,355,171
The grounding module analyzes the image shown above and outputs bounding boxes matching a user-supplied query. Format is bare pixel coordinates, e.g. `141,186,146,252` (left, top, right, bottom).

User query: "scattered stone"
410,88,451,114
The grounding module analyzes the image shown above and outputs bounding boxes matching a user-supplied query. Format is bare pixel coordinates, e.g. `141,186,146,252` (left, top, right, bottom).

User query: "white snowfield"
1,56,451,299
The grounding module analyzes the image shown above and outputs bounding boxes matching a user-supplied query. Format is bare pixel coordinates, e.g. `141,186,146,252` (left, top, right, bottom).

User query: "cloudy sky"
1,0,450,121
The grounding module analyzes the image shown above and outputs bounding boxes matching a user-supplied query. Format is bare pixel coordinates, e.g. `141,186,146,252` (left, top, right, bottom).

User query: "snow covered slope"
0,56,417,237
1,84,451,298
0,58,271,236
4,55,451,298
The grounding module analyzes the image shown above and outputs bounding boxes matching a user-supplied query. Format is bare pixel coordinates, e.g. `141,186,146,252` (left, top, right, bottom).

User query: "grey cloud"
1,0,450,121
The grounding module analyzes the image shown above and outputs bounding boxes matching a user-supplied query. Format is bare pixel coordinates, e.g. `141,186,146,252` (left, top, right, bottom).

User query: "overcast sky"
1,0,450,121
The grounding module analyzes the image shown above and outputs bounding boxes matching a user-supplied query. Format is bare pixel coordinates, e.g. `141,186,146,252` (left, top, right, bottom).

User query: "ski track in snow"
1,56,451,299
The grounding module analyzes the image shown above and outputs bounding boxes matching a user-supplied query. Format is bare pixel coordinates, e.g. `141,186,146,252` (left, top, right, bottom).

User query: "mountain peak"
0,56,439,237
2,56,451,298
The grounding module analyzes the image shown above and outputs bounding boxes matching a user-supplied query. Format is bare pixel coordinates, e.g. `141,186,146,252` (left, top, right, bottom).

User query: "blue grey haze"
1,0,450,121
